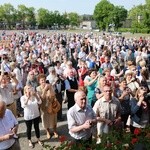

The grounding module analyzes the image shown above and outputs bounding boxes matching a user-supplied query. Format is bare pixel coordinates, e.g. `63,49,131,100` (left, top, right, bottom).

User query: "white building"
80,21,96,30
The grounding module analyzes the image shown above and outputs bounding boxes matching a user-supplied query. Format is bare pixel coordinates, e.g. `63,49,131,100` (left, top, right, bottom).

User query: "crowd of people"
0,30,150,149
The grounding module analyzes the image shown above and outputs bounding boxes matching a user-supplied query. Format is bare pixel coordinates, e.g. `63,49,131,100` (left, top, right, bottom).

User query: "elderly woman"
36,74,58,139
130,86,150,133
125,70,140,96
46,67,64,121
26,71,39,91
46,67,58,88
95,76,107,100
20,85,42,148
63,60,77,78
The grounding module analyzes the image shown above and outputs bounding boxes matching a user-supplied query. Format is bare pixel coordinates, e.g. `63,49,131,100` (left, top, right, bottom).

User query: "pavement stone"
17,103,70,150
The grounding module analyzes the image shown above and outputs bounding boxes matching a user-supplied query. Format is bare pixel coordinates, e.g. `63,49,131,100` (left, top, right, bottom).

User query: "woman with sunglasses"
130,86,150,133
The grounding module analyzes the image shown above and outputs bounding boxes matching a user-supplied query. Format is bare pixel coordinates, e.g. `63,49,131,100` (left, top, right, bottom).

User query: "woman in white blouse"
20,85,43,148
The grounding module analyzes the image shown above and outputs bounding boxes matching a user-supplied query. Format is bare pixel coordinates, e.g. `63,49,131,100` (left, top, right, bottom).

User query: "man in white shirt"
67,91,97,147
0,74,18,117
0,100,20,150
78,46,87,61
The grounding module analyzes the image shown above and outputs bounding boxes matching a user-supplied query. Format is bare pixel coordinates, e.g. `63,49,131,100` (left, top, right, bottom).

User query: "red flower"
131,138,138,145
105,143,112,148
59,135,67,143
115,140,121,145
134,128,142,136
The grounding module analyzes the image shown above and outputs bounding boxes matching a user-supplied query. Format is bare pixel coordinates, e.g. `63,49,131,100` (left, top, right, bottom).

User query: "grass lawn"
0,29,149,39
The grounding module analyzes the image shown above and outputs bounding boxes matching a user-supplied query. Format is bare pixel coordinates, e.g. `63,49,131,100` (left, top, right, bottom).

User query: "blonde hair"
139,60,146,68
129,65,136,70
97,76,106,89
24,85,31,94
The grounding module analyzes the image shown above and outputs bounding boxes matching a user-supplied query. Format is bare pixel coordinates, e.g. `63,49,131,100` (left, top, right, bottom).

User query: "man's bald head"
74,90,85,102
74,90,87,109
0,100,6,118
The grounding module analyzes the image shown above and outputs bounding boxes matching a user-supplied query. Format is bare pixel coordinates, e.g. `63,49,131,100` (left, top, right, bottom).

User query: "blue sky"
0,0,145,15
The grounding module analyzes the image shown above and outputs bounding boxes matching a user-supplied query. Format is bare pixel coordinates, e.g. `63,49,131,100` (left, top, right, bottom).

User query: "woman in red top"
78,60,88,89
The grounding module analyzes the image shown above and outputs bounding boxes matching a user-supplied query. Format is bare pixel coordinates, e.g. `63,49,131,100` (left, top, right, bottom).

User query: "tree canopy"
0,3,81,29
0,1,150,32
128,0,150,33
93,0,127,31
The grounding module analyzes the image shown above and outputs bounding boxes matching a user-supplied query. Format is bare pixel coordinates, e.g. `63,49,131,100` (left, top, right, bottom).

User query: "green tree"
93,0,114,31
111,6,127,30
53,10,62,28
68,12,80,27
0,3,16,29
128,5,145,20
145,0,150,6
26,7,36,27
142,0,150,29
37,8,50,28
81,14,93,21
128,4,148,32
17,4,30,28
61,12,70,29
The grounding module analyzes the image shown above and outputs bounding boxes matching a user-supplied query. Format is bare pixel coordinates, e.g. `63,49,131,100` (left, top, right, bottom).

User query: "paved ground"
17,103,70,150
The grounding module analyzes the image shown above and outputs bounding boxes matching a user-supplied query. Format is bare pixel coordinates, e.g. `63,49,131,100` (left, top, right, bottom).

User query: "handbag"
47,98,61,114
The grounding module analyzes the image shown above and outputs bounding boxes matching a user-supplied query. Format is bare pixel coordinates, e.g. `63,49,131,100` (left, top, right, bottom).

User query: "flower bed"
44,126,150,150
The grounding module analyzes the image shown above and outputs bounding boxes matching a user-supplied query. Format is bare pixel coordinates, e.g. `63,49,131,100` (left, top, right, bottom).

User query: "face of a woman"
120,81,127,88
29,72,35,80
81,62,86,68
100,78,107,86
25,86,32,94
67,64,72,69
39,78,46,85
90,71,97,79
130,68,137,76
1,76,9,86
105,71,110,76
138,87,147,97
126,74,132,81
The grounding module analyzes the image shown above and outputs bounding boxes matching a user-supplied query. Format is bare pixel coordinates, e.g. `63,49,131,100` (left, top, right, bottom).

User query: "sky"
0,0,146,15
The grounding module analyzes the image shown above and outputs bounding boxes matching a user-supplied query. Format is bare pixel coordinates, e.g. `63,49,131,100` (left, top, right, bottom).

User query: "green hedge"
118,28,150,33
